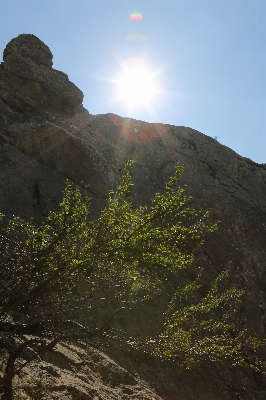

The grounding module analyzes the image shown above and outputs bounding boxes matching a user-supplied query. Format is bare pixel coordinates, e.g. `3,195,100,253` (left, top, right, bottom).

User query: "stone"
0,34,83,118
3,34,53,67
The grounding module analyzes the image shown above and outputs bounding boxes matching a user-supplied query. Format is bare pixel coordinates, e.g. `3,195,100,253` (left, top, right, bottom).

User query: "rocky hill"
0,34,266,399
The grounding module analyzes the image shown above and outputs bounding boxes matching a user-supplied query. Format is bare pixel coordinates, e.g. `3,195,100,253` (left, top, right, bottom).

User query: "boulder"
0,34,83,118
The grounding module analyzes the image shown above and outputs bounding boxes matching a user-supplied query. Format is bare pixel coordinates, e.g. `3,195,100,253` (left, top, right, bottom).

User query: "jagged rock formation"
1,34,83,116
1,34,266,399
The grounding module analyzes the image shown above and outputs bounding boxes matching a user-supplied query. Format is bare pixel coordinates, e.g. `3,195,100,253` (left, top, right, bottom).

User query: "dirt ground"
2,339,265,400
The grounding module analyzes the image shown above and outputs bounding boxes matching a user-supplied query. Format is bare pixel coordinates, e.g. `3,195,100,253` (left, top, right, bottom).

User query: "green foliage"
0,160,265,373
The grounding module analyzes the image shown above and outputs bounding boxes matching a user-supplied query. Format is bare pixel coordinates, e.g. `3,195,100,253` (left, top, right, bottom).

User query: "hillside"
0,34,266,399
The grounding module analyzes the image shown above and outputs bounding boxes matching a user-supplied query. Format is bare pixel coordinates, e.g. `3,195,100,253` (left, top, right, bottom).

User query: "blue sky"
0,0,265,163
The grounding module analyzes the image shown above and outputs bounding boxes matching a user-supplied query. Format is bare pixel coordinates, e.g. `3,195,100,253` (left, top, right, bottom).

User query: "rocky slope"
0,34,266,399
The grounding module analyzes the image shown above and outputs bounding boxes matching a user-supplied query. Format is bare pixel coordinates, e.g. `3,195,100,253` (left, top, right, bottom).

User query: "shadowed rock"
3,34,53,67
0,34,266,399
0,34,83,118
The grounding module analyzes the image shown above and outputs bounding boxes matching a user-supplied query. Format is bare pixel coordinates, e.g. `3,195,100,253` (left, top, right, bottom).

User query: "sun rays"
102,57,166,119
117,58,157,109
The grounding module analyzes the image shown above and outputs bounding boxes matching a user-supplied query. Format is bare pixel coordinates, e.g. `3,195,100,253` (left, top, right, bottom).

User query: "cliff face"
1,34,266,399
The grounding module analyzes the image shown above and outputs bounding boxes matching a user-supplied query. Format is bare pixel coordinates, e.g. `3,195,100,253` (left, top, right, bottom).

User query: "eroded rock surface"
0,34,266,399
0,34,83,121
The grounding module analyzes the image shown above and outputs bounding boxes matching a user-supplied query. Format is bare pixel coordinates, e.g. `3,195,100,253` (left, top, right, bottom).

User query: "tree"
0,161,265,398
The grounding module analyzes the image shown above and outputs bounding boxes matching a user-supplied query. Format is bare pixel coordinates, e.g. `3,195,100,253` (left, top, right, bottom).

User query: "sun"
117,58,157,109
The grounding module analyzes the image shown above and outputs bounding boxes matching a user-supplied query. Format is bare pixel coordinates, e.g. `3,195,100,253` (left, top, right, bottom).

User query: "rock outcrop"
1,34,266,399
0,34,83,121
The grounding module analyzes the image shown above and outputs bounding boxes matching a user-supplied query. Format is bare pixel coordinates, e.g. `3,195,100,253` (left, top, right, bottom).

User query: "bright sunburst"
117,59,156,109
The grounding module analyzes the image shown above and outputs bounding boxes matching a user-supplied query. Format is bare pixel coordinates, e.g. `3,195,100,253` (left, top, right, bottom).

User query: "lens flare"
130,13,143,21
126,34,145,42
